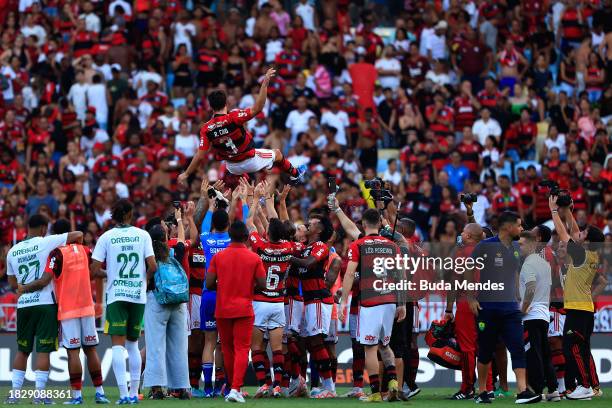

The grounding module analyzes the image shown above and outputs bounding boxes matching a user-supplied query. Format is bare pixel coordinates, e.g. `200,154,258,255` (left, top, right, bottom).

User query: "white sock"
73,389,82,398
35,370,49,390
96,385,105,395
323,377,334,391
557,378,565,393
11,369,25,391
112,345,129,398
125,341,141,398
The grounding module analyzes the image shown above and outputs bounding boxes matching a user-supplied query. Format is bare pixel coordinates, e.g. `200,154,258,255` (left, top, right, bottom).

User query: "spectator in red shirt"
491,175,520,215
453,81,481,135
205,221,266,403
426,92,454,137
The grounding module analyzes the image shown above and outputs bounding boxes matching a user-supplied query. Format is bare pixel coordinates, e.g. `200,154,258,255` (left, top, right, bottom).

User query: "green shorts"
104,301,145,340
16,304,59,353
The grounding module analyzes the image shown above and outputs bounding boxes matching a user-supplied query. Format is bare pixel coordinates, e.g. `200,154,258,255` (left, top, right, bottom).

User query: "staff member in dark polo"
466,211,541,404
205,220,266,403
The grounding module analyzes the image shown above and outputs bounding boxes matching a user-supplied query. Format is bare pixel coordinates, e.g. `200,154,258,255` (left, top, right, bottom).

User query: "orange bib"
56,244,95,320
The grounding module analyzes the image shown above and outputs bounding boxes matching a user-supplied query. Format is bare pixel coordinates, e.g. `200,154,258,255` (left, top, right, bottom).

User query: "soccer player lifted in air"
178,68,305,185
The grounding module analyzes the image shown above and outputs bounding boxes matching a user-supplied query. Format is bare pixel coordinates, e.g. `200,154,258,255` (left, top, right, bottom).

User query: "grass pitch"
1,387,610,407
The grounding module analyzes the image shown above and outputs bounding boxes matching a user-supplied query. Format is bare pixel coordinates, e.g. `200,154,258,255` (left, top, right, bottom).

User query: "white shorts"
61,316,99,349
188,294,201,330
325,318,338,343
349,313,359,339
254,301,285,330
357,304,396,346
304,302,332,337
284,298,304,335
226,149,275,175
548,310,566,337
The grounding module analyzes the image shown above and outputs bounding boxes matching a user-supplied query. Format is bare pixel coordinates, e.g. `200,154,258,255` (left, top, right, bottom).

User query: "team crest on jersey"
207,120,228,130
478,321,486,331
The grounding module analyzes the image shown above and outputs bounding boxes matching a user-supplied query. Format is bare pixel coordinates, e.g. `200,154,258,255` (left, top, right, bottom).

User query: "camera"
207,187,229,210
539,180,572,207
460,193,478,204
172,201,181,209
364,177,394,208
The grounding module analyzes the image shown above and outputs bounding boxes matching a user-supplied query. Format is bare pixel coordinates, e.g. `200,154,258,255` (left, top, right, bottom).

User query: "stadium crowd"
0,0,612,405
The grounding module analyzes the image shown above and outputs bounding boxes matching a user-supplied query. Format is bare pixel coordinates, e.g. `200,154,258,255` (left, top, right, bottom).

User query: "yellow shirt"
564,249,598,313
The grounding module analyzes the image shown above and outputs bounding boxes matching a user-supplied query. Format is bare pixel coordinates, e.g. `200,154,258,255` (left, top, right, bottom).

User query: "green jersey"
7,234,68,308
92,225,154,305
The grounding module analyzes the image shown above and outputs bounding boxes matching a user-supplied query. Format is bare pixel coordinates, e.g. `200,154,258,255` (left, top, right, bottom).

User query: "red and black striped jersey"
561,8,583,41
297,241,333,304
455,140,482,173
197,48,221,73
453,96,477,130
249,232,303,303
93,154,125,174
274,50,303,80
347,234,400,307
477,89,502,109
189,243,206,296
199,109,256,162
125,163,154,185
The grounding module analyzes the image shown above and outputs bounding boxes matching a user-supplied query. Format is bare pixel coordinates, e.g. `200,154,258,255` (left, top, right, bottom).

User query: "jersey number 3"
219,136,238,155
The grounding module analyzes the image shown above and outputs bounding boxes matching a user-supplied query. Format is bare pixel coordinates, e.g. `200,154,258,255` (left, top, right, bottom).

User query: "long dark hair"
149,224,169,262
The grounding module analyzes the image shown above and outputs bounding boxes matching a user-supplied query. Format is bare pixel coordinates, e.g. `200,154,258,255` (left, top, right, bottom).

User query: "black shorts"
174,73,193,88
197,71,221,88
389,318,407,356
476,308,526,369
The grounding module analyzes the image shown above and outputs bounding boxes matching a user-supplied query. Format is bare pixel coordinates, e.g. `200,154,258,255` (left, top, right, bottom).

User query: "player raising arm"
178,68,305,184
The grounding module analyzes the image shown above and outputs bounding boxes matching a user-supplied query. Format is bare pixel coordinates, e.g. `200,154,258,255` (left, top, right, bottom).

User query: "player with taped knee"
91,200,157,405
178,68,305,186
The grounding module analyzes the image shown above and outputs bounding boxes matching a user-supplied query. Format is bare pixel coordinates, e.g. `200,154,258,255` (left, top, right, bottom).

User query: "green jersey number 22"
117,253,140,279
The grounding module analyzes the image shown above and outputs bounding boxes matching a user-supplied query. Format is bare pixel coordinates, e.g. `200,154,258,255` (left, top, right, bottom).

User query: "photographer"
144,208,190,400
549,196,607,399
